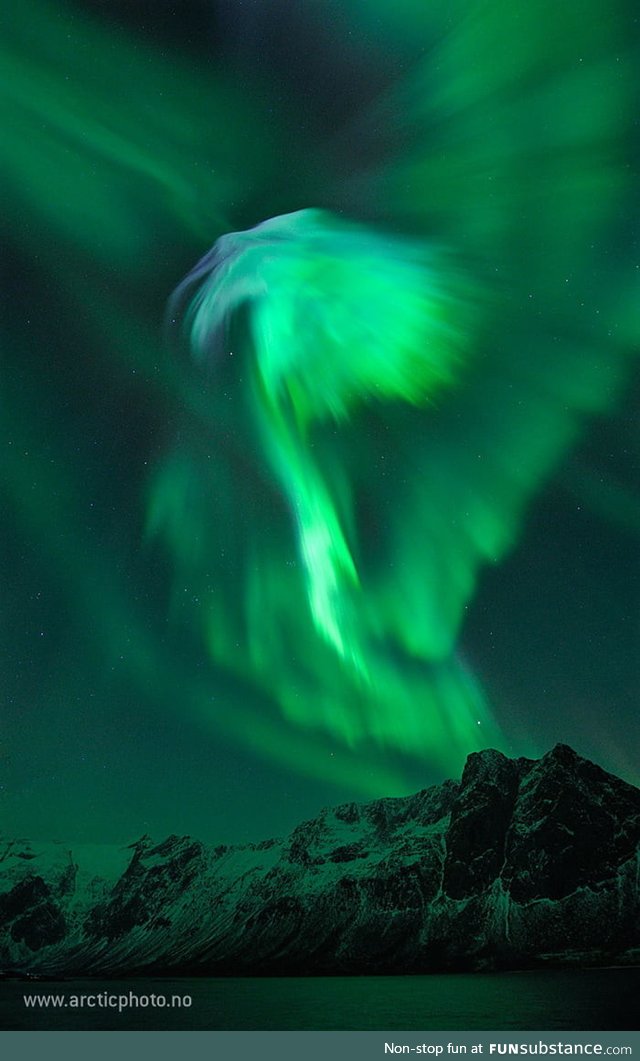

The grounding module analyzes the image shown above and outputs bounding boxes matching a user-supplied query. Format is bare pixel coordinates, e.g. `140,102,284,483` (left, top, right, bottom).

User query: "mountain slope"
2,744,639,976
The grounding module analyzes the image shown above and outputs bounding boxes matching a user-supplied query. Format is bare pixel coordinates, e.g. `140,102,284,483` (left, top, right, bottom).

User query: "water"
2,968,639,1031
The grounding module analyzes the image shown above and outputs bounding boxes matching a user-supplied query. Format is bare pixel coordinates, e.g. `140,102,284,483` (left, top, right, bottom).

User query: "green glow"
1,0,279,261
159,209,503,767
3,0,638,822
248,216,471,670
179,210,474,662
156,0,638,773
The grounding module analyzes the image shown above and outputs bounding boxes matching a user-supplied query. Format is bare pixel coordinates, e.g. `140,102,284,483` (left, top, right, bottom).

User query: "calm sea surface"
2,968,639,1031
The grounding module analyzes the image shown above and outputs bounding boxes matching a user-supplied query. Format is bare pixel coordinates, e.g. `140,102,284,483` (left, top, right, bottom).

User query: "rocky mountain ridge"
2,744,639,976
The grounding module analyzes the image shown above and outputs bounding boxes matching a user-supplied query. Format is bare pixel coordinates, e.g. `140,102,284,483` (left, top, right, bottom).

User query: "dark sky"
2,0,639,846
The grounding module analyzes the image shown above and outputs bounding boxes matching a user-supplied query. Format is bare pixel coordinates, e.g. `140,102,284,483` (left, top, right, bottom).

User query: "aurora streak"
2,0,639,845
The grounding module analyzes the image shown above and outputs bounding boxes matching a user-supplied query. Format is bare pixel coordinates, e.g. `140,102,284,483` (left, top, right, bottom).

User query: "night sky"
3,0,639,847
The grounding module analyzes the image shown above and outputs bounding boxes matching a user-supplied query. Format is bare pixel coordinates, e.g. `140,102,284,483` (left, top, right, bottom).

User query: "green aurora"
2,0,639,844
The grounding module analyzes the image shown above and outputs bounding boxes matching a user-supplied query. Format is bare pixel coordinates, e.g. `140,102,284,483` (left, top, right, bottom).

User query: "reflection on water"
3,968,639,1031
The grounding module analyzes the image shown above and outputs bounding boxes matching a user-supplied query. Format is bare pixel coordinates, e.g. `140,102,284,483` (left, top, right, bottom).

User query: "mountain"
2,744,639,976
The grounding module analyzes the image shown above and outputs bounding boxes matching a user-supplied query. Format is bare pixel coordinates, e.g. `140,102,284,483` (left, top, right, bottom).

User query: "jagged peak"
2,742,639,978
470,746,510,761
538,742,616,780
545,743,583,764
126,833,154,850
458,747,518,789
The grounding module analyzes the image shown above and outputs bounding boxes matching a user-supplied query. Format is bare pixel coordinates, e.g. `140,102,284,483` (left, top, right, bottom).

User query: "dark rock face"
84,836,205,942
1,744,639,976
503,745,640,903
443,749,528,899
0,877,66,951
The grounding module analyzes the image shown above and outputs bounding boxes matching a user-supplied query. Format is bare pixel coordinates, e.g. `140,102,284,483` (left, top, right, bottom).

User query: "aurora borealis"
2,0,639,846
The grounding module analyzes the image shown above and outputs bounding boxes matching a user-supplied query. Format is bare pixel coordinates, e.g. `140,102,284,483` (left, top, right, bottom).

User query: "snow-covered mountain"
2,744,639,976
